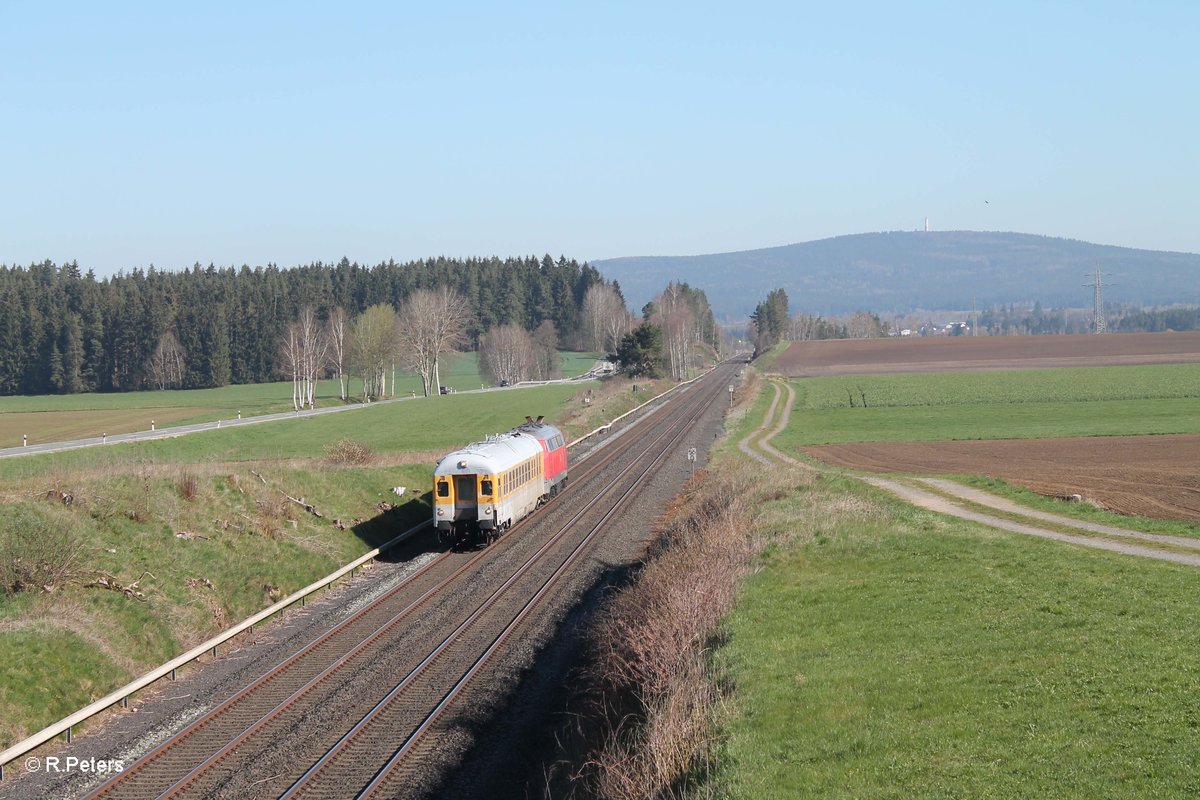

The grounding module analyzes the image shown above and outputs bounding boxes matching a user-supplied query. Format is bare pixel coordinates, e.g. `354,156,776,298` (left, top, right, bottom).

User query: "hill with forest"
593,231,1200,318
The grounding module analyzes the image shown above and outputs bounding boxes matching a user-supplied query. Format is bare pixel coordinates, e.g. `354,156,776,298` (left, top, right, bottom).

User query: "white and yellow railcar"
433,430,547,545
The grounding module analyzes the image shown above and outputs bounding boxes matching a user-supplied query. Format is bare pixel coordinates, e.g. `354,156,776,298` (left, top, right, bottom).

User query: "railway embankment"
0,447,432,751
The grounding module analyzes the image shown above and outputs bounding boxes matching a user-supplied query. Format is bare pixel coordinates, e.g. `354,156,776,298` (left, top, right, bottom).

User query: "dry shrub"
0,503,87,595
177,471,200,502
324,438,373,466
575,472,759,799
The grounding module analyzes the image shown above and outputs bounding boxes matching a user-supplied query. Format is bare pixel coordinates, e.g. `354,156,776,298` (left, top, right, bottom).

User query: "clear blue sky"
3,1,1197,275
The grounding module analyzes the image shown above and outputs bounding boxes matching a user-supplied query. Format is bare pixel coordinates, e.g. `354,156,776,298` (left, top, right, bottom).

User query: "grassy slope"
0,379,593,748
711,371,1200,798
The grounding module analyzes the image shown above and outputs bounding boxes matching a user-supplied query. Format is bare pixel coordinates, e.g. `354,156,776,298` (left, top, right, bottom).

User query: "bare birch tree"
281,322,301,410
396,287,469,396
653,283,696,380
299,307,328,409
145,330,187,390
280,307,328,410
326,306,348,401
479,324,536,384
532,320,560,380
582,284,632,353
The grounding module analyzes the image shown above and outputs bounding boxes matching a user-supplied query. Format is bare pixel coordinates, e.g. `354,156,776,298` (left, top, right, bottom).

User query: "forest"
0,256,615,396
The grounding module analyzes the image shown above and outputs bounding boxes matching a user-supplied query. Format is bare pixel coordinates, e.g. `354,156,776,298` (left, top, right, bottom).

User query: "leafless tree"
479,324,536,384
532,320,560,380
281,322,301,409
281,307,328,410
582,284,632,353
846,311,887,339
326,306,348,401
396,287,469,396
145,330,186,390
349,304,398,401
789,312,822,341
653,284,696,380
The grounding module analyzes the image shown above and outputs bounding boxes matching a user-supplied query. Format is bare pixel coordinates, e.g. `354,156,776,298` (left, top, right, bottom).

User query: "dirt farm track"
804,435,1200,524
776,330,1200,376
776,332,1200,524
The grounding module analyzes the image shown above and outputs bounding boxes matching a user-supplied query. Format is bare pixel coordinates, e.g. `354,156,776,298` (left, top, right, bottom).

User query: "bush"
324,438,373,465
177,471,200,502
0,503,87,596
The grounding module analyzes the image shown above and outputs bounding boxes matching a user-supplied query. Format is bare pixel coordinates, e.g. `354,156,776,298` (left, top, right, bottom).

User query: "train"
432,416,568,546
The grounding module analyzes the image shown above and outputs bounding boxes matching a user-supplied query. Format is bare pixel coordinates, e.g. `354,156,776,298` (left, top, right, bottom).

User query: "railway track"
83,364,736,800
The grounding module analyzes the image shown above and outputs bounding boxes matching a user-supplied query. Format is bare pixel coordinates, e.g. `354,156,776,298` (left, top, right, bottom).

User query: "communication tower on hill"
1083,264,1113,334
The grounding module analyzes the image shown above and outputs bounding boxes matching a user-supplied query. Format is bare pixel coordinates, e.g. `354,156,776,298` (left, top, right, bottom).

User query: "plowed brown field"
775,332,1200,523
804,435,1200,523
777,330,1200,376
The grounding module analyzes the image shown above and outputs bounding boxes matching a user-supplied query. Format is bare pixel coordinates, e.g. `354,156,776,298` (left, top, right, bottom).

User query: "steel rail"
357,366,729,798
281,367,728,798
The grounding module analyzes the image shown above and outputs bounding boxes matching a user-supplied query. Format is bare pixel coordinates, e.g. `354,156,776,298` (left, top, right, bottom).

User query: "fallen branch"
85,571,156,601
282,493,323,518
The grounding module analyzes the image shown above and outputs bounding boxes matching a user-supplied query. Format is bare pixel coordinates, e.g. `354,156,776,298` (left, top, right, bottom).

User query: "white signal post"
728,385,734,408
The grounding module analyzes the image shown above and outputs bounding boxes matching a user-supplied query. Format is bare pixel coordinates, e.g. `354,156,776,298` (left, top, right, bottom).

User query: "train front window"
436,480,449,498
480,479,494,497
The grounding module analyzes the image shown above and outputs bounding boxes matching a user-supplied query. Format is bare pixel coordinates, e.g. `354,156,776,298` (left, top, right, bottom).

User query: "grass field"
0,351,602,447
715,473,1200,798
705,381,1200,796
705,371,1200,797
772,363,1200,446
0,382,589,482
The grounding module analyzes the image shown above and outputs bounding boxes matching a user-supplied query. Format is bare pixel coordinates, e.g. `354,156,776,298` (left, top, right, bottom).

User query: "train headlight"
436,508,444,516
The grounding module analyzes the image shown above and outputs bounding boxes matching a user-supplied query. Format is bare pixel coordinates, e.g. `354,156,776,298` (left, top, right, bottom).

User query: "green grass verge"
715,474,1200,798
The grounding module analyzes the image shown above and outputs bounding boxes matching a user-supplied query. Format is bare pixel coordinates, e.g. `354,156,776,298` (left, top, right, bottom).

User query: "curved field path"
744,375,1200,565
803,434,1200,523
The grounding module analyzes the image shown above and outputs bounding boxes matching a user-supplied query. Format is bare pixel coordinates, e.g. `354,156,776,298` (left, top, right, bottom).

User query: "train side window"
437,480,449,498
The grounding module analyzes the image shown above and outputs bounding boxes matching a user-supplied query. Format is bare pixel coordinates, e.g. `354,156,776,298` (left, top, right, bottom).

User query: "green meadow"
715,473,1200,799
706,369,1200,798
0,351,602,447
773,363,1200,445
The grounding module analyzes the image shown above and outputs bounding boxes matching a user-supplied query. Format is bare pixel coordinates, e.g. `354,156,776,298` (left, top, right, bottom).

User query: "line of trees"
0,256,617,396
748,287,889,352
610,282,720,379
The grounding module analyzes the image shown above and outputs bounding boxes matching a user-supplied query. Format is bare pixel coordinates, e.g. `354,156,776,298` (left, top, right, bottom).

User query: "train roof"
513,416,564,444
433,429,544,476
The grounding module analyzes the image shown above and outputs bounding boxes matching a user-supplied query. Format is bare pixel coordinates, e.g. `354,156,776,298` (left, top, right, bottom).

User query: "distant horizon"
7,228,1200,279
